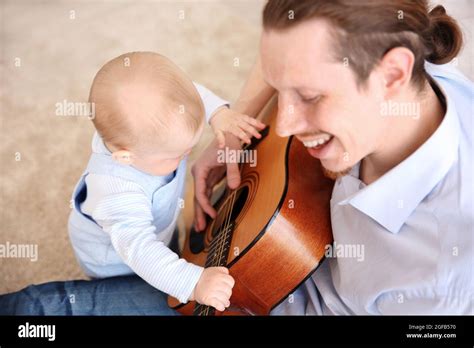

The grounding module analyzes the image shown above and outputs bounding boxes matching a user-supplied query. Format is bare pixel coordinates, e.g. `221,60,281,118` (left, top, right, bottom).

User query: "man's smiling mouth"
300,134,333,148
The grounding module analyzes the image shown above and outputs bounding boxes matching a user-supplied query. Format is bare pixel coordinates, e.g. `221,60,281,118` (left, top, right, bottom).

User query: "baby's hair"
89,51,205,152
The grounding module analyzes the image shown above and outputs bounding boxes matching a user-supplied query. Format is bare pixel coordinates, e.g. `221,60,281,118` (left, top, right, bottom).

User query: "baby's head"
89,51,205,176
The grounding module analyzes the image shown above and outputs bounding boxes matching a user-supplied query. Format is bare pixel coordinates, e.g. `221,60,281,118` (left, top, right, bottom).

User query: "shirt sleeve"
193,82,229,123
84,174,204,304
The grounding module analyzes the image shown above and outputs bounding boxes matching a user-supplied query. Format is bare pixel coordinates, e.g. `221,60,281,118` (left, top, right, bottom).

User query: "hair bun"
426,5,463,64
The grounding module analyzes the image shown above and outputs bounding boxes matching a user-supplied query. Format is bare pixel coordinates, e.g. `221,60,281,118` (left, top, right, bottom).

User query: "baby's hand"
190,267,235,312
210,107,266,148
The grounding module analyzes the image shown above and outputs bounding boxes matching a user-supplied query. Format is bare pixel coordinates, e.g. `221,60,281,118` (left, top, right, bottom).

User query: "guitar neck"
193,222,235,316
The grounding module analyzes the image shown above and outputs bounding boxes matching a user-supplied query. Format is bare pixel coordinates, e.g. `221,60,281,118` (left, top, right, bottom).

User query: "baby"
68,52,265,312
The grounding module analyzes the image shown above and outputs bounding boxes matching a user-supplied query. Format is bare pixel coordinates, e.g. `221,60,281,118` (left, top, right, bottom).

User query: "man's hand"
189,267,235,312
191,133,242,232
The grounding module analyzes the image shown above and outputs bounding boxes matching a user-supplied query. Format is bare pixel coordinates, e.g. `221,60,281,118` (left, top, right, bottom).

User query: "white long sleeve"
82,174,203,304
193,82,229,123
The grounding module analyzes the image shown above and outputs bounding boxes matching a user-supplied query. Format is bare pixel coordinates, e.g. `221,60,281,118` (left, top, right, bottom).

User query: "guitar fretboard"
193,222,235,316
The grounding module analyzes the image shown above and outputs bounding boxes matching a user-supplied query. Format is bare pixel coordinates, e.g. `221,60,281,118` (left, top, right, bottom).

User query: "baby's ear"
112,150,133,165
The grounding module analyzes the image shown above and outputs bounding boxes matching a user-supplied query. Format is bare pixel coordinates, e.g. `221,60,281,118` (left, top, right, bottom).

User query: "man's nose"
276,99,308,137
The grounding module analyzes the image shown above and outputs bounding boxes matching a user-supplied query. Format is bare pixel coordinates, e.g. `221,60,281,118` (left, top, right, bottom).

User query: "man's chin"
321,165,352,180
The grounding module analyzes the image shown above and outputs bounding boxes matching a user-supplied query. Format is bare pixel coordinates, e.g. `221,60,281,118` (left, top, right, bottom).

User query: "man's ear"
111,150,134,165
378,47,415,98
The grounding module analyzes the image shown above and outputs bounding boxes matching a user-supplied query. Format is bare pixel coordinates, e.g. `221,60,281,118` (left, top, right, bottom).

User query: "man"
1,0,472,315
192,0,473,314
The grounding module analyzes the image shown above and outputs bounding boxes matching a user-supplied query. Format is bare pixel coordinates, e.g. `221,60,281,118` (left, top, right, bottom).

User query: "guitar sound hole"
189,226,205,254
189,186,249,255
211,186,249,237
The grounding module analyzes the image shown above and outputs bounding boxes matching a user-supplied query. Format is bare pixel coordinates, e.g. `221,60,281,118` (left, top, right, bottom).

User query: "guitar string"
206,221,229,256
206,142,249,259
209,144,246,251
206,195,233,258
214,182,238,265
212,147,246,262
206,217,231,258
204,150,247,315
200,189,236,316
202,189,237,316
200,141,253,316
206,191,237,257
202,161,242,315
216,189,237,264
200,183,239,315
214,190,236,266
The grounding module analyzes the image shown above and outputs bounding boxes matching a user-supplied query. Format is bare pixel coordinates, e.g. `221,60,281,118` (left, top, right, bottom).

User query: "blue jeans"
0,231,181,315
0,275,179,315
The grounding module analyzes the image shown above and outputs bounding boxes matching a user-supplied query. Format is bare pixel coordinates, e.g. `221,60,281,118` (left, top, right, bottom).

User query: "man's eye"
302,95,321,103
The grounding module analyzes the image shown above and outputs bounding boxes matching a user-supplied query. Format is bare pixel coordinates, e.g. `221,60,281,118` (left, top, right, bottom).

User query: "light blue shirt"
273,62,473,315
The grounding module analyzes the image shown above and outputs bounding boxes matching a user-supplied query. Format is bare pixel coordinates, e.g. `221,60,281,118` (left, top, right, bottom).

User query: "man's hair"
263,0,463,90
89,51,204,152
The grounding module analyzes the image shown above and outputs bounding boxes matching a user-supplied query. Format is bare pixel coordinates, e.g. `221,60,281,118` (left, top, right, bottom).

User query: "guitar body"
168,99,334,315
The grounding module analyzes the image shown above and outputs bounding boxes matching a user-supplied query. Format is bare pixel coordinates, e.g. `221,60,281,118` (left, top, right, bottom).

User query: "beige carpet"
0,0,472,295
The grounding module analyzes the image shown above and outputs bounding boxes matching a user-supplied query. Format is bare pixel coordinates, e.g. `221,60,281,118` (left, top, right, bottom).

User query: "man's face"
261,19,388,175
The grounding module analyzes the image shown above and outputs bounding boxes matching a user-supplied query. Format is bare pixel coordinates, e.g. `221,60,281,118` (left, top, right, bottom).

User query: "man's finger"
193,198,206,232
226,161,241,189
196,190,216,219
194,168,217,219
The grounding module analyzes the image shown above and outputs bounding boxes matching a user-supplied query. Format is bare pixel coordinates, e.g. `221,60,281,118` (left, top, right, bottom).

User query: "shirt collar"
338,73,461,234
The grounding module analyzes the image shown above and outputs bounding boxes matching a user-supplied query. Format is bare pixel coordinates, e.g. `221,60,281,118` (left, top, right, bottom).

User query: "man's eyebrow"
294,84,324,93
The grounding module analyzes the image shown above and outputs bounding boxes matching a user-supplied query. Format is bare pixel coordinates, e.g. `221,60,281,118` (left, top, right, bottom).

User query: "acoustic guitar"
168,98,334,315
